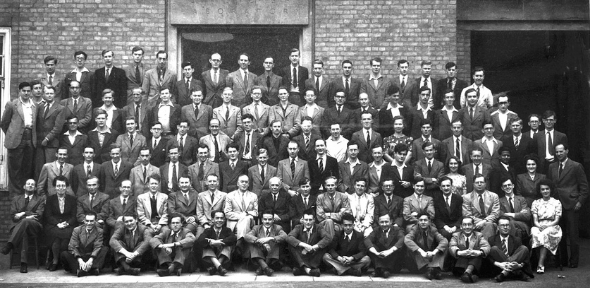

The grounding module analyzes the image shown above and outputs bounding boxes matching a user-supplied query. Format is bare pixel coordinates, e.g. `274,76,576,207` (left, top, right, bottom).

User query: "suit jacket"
67,225,104,258
90,107,123,134
338,160,369,193
196,226,236,247
329,230,367,260
1,98,38,149
149,136,168,167
349,193,375,227
487,234,524,258
404,225,448,253
296,105,324,136
330,77,362,109
364,225,405,251
489,163,516,197
304,76,331,108
88,128,120,164
167,189,198,220
109,223,151,257
181,103,213,139
199,133,231,162
37,161,74,196
59,133,88,166
534,130,568,168
402,194,435,225
137,192,169,226
411,137,446,162
383,163,415,198
548,158,589,210
242,102,270,134
76,192,110,223
234,130,261,162
123,62,148,103
98,160,133,198
268,103,300,137
255,72,284,106
433,108,460,141
171,77,203,107
129,164,160,196
449,230,491,257
367,162,386,194
39,72,65,102
350,129,382,164
70,162,101,196
392,74,416,108
141,68,176,107
407,107,435,139
360,76,394,110
458,105,491,141
406,77,439,108
187,160,219,193
44,194,78,228
355,106,380,131
515,173,545,206
442,136,474,165
201,69,229,107
93,66,128,108
277,158,310,191
196,189,227,225
10,193,45,230
286,223,332,249
36,101,66,147
115,132,147,166
461,163,492,193
59,96,94,133
293,133,321,161
373,193,404,227
103,196,137,228
64,70,94,99
244,224,288,259
289,194,318,224
434,77,468,110
462,190,500,223
413,159,445,191
159,162,188,195
316,191,352,223
474,138,503,166
121,102,149,136
259,135,289,167
501,134,536,175
490,110,519,140
248,164,277,196
433,193,463,230
166,135,198,166
212,105,242,138
147,103,181,135
377,105,410,138
224,190,259,230
321,106,358,140
499,195,531,222
226,69,257,107
150,227,195,249
278,65,309,97
219,160,249,192
258,190,291,226
309,155,340,193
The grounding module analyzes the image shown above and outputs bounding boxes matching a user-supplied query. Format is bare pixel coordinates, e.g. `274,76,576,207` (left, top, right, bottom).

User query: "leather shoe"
569,263,578,268
90,268,99,276
77,269,87,277
48,263,58,271
433,269,442,280
129,268,141,276
168,263,177,275
326,267,338,275
263,267,274,276
20,263,28,273
309,268,320,277
207,267,216,275
114,268,124,275
157,268,170,277
292,267,304,276
495,273,506,282
0,243,13,255
349,268,362,277
460,272,471,283
217,266,228,276
382,270,391,278
426,268,434,280
255,267,264,275
470,274,479,283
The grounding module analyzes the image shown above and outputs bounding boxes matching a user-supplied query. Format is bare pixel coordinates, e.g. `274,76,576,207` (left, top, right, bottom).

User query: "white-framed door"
0,27,11,190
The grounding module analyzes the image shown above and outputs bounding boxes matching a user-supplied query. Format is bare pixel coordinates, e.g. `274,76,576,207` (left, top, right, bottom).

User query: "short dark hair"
397,59,408,67
445,62,456,70
386,85,399,95
370,57,382,65
73,51,87,60
341,60,353,67
168,213,185,226
19,82,31,90
302,208,315,218
211,210,225,219
148,174,161,183
542,110,556,119
44,56,58,64
131,46,144,54
417,212,431,220
313,59,324,66
156,50,168,58
242,113,254,122
394,143,409,154
420,60,432,67
181,61,192,69
439,175,453,186
342,213,355,223
53,175,70,187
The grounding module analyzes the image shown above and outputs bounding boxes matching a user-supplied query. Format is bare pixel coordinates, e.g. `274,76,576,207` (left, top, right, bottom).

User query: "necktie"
129,133,134,146
559,163,564,178
447,78,452,90
304,197,308,207
143,166,147,182
241,193,246,211
292,67,297,88
179,135,184,151
337,105,341,116
216,229,221,239
387,195,391,204
254,103,259,120
24,196,30,208
260,165,265,182
48,75,53,85
87,164,92,176
273,194,277,203
198,162,204,181
475,164,480,175
306,230,311,243
153,139,158,149
135,65,141,85
455,138,461,160
445,195,451,214
186,79,190,95
427,160,432,173
466,235,470,249
194,105,199,120
315,77,320,90
305,135,310,149
514,136,519,149
44,104,49,118
418,196,423,210
106,68,110,82
266,75,271,89
476,87,480,98
318,157,324,174
158,69,163,85
230,161,235,169
245,132,250,155
547,132,554,156
135,104,140,129
172,163,178,189
214,70,218,85
266,229,270,237
183,193,188,201
291,158,296,178
509,197,514,213
73,99,78,112
366,130,371,145
345,78,350,96
59,163,64,175
502,238,508,255
479,194,486,217
423,77,428,88
122,198,127,211
89,194,94,208
469,107,474,120
401,77,406,92
114,163,119,176
422,231,428,248
210,192,215,203
244,71,248,88
225,106,230,120
213,136,220,162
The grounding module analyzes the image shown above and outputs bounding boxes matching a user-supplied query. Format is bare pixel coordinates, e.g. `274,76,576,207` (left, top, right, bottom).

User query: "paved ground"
0,239,589,287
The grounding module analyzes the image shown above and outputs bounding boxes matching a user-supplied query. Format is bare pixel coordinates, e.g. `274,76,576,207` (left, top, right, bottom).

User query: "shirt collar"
416,105,430,112
442,106,458,112
64,130,84,136
370,160,385,168
158,102,174,108
422,136,432,142
482,137,498,144
316,154,326,160
392,162,407,169
369,74,382,80
99,104,117,111
91,127,112,133
290,156,299,162
387,102,402,110
19,97,34,107
71,67,90,73
345,158,360,165
454,135,462,141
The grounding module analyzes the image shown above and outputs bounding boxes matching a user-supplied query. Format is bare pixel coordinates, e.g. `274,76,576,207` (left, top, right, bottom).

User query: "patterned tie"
59,163,64,176
318,157,324,174
198,162,204,181
502,238,508,256
423,77,428,88
479,194,487,217
266,228,270,237
114,163,119,176
231,161,235,170
244,132,250,155
87,164,92,176
291,158,296,178
260,165,265,183
143,166,147,182
305,135,310,149
366,130,371,145
401,77,406,92
455,138,461,159
48,75,53,85
44,103,49,118
122,198,127,211
514,136,519,149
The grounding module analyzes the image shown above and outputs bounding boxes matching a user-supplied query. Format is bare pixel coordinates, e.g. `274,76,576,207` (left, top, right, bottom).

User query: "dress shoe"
326,267,338,275
426,267,434,280
569,263,578,268
157,268,170,277
20,263,28,273
129,268,141,276
263,267,274,276
460,272,471,283
0,243,13,255
381,270,391,278
470,274,479,283
433,269,442,280
48,263,58,271
349,268,362,277
255,267,264,275
114,268,124,275
495,273,506,282
309,268,321,277
207,267,217,275
90,268,99,276
292,267,304,276
77,269,87,277
217,266,228,276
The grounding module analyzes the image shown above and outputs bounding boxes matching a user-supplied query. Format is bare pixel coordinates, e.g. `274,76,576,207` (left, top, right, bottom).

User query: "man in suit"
305,59,331,108
166,120,198,167
367,146,387,196
394,59,415,108
402,180,436,232
351,112,382,164
259,120,289,167
200,118,231,163
159,145,188,195
462,149,492,194
433,177,463,239
364,213,405,278
171,61,202,107
98,144,133,199
219,143,248,192
549,144,588,268
501,117,536,174
289,179,317,226
498,178,531,240
321,90,358,139
535,110,569,173
115,116,147,166
248,149,277,197
244,209,288,276
373,179,404,228
137,174,169,235
258,177,292,232
142,50,176,107
167,176,199,234
462,174,500,239
60,116,88,166
490,95,519,140
474,122,503,167
212,87,242,139
316,176,352,237
277,141,310,196
330,60,361,109
360,57,394,110
1,82,38,195
459,67,494,109
293,116,321,161
433,89,460,141
297,89,325,136
188,144,219,193
121,88,149,136
147,88,181,137
255,56,284,106
241,87,270,136
76,176,109,227
196,174,227,234
277,48,309,107
322,213,370,276
378,86,409,138
487,216,532,282
413,142,445,197
449,216,491,283
93,50,127,108
35,86,66,177
442,120,473,165
224,174,259,248
148,122,168,167
348,178,375,237
338,142,369,193
150,213,196,276
103,180,136,231
129,146,160,196
37,147,75,196
60,80,94,133
234,113,260,166
458,88,491,141
309,139,339,194
63,51,94,100
0,179,45,273
123,46,147,105
435,62,468,110
201,53,228,108
197,210,236,276
489,147,516,197
181,89,212,140
268,87,300,137
356,92,380,131
406,61,439,108
88,109,120,164
94,89,124,133
411,118,445,162
383,143,414,198
404,212,448,280
61,211,107,276
70,147,101,196
525,114,541,139
226,53,257,108
40,56,65,102
109,213,152,275
407,86,435,139
287,208,332,277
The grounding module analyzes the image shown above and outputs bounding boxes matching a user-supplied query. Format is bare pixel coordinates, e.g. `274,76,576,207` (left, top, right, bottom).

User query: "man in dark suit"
233,113,261,165
490,95,519,140
92,50,127,108
406,61,439,108
121,88,149,136
338,143,369,193
63,51,94,100
93,89,124,134
433,89,460,141
501,117,536,175
150,213,196,276
434,62,468,110
181,89,213,140
394,59,415,108
351,111,382,164
433,177,463,239
322,213,370,276
488,147,517,197
330,60,361,109
98,145,133,199
360,57,394,110
535,110,568,173
247,149,277,197
201,53,229,108
70,147,101,196
76,176,110,226
123,46,147,105
442,120,473,165
382,143,414,198
103,180,136,231
487,216,532,282
364,214,405,278
373,179,404,229
305,59,331,108
407,86,435,139
309,139,339,194
461,148,492,193
293,117,322,161
167,176,199,234
188,145,219,193
277,48,309,107
255,56,284,106
60,80,93,133
377,85,409,138
35,85,66,177
411,118,445,162
60,116,88,166
355,92,380,131
159,145,188,195
109,213,152,275
244,209,288,276
218,143,249,192
115,116,147,166
287,208,332,277
166,120,198,167
258,177,292,232
413,142,445,197
171,61,203,107
498,178,531,240
321,90,358,139
259,120,289,167
289,179,317,226
40,56,65,102
60,211,107,276
147,88,181,137
196,211,236,276
458,88,491,141
88,109,120,164
549,144,588,268
148,122,168,167
404,212,448,280
524,114,541,139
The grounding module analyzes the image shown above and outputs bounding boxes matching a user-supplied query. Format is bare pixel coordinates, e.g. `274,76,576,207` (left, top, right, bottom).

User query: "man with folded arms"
364,213,405,278
150,213,196,276
287,208,333,277
198,210,237,276
404,212,448,280
109,213,152,275
449,216,490,283
322,213,370,276
244,209,288,276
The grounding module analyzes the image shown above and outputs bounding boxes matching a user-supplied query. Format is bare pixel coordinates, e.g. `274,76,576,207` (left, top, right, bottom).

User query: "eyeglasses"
68,122,78,125
69,87,80,89
210,59,221,62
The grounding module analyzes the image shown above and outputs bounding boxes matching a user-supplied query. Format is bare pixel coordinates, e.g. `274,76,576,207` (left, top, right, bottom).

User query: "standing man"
277,141,310,196
60,80,93,133
433,89,460,141
278,48,309,106
490,95,519,140
201,52,228,108
321,90,358,140
233,113,260,165
121,88,149,136
413,142,445,197
241,86,270,135
166,120,198,167
35,85,66,178
360,57,393,110
148,122,168,167
367,146,387,196
70,147,101,196
534,110,568,173
259,120,290,167
525,114,541,139
171,61,202,107
147,88,181,138
212,87,243,139
460,67,493,109
268,87,300,138
93,50,127,108
123,46,147,105
442,120,473,165
95,89,124,133
350,111,382,163
1,82,37,195
305,59,331,108
407,86,435,139
394,60,414,108
434,62,468,110
458,88,491,141
200,118,231,163
338,142,369,193
255,56,284,106
226,53,257,108
474,122,503,166
293,116,321,161
247,149,277,196
330,60,361,109
218,143,248,192
40,56,64,101
325,123,349,162
98,144,133,199
181,89,213,140
159,145,188,195
188,145,220,193
88,109,120,163
129,147,159,195
142,50,176,107
383,143,415,198
356,92,380,131
501,117,536,175
37,147,75,196
296,89,324,136
407,61,438,108
461,148,492,193
115,116,147,166
63,51,94,99
309,139,340,194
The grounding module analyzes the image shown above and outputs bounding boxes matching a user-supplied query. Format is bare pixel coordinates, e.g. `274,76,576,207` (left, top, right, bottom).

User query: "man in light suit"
351,111,382,164
330,60,362,109
159,145,188,195
433,89,460,141
234,113,261,165
142,50,176,107
474,122,503,167
224,174,259,249
402,180,436,232
404,212,448,280
212,87,242,139
490,95,519,140
150,213,196,276
1,82,38,195
200,118,231,163
277,48,309,107
40,56,65,102
98,144,133,199
71,147,101,196
459,67,494,109
120,88,149,136
305,59,331,108
338,142,369,194
60,211,107,276
103,180,137,230
63,51,94,100
171,61,203,107
129,147,160,196
534,110,568,173
166,120,198,167
316,176,352,237
277,141,310,196
196,174,227,234
226,53,257,108
244,209,288,276
458,88,491,141
360,57,394,110
309,139,340,195
115,116,147,166
549,143,588,268
348,178,375,237
188,145,219,193
241,86,270,136
76,176,110,226
218,144,249,192
434,62,468,110
248,149,277,197
35,86,66,177
293,117,321,161
93,50,127,108
123,46,147,105
201,53,228,108
137,174,169,235
109,213,151,275
60,80,94,133
167,176,199,234
449,217,491,283
462,174,500,239
321,90,358,140
37,147,75,196
255,56,284,106
442,120,473,165
297,89,325,136
268,87,300,137
413,142,445,197
367,146,386,196
181,89,212,139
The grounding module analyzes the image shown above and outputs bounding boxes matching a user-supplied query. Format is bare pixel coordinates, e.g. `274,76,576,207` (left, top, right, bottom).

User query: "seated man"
449,216,491,283
348,178,375,237
197,210,237,276
413,141,444,197
224,174,258,251
244,209,288,276
322,213,371,276
373,178,404,230
433,176,463,239
277,141,310,196
109,213,152,275
167,176,199,234
462,174,500,239
404,212,448,280
288,178,317,227
364,214,405,278
60,211,108,276
76,176,109,227
402,180,435,232
316,176,352,237
498,178,531,241
137,174,169,235
1,179,45,273
103,179,136,231
258,177,291,232
196,174,227,236
488,216,532,282
149,212,196,276
286,208,333,277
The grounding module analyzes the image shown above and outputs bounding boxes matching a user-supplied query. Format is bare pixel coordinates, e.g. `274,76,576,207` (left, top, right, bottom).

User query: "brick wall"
456,28,471,82
314,0,458,81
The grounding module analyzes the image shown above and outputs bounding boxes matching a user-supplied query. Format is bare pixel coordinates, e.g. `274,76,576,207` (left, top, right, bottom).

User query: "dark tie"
143,166,147,182
475,164,480,176
305,135,310,149
366,130,371,145
558,163,564,178
447,78,452,90
455,138,461,159
179,136,184,152
214,70,218,85
427,160,432,173
273,194,277,203
73,99,78,112
122,198,127,211
445,195,451,214
135,65,141,85
345,78,350,96
24,196,30,209
509,197,514,213
186,79,190,95
210,192,215,204
194,105,199,120
44,104,49,118
153,139,158,149
244,132,250,155
401,77,406,92
423,77,428,88
114,164,119,176
387,195,391,205
59,163,64,175
479,194,487,217
547,132,554,156
266,229,270,237
244,72,248,88
48,75,53,85
466,235,470,249
502,238,508,255
225,106,230,120
291,158,296,178
306,230,311,244
135,104,140,130
266,75,271,89
318,158,324,174
476,87,480,98
198,162,204,181
422,231,429,249
129,133,134,146
315,77,320,90
106,68,110,82
260,165,265,183
514,137,519,149
172,164,178,189
292,67,297,88
469,107,474,120
304,197,308,207
213,136,220,162
337,105,341,116
89,194,94,208
87,164,92,176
